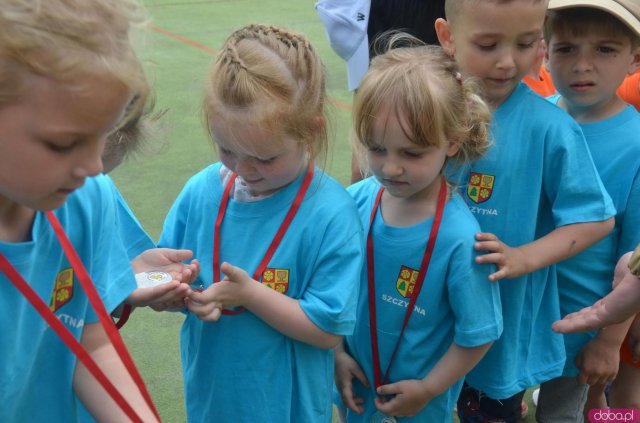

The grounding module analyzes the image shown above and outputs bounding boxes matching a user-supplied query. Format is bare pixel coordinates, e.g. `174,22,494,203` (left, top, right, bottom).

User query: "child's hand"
334,350,369,414
187,262,254,321
131,248,200,285
575,336,620,386
374,379,435,418
127,248,200,310
474,232,529,281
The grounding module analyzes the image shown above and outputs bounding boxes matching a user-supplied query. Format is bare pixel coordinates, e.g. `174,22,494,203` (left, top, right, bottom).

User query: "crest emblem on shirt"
50,268,74,312
467,172,495,204
262,268,289,294
396,266,419,298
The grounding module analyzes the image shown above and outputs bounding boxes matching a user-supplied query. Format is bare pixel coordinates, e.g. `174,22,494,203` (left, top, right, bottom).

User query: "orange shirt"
523,68,640,112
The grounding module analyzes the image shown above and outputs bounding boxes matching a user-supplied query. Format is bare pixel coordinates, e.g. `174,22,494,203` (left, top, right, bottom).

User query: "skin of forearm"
421,342,492,397
519,218,614,273
244,282,341,349
74,323,158,422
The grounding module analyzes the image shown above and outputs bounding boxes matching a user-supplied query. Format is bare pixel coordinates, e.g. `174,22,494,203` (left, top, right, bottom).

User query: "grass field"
115,1,537,421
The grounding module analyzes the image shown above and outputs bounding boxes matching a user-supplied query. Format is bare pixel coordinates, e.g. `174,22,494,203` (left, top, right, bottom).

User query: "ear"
435,18,455,56
628,45,640,75
446,138,461,157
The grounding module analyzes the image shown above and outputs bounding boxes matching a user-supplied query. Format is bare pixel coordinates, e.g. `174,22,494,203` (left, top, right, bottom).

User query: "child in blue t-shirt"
434,0,615,421
335,38,503,423
158,24,364,423
541,1,640,418
0,0,169,421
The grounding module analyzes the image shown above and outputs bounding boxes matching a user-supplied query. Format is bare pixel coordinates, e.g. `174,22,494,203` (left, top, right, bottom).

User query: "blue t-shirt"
0,175,137,422
76,176,155,423
547,98,640,376
108,175,156,258
159,163,364,423
446,83,615,398
344,178,503,422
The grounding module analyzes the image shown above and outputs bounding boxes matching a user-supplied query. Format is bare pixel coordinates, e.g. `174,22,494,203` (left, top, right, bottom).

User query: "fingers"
156,248,194,262
186,298,222,322
339,383,365,414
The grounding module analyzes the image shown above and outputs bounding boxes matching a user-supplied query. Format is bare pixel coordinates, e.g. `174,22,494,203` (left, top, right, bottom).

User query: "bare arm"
73,322,158,422
187,262,341,349
374,342,492,417
476,218,614,281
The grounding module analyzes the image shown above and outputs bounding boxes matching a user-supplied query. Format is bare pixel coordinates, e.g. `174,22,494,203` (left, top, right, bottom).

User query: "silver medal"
370,411,397,423
135,271,172,288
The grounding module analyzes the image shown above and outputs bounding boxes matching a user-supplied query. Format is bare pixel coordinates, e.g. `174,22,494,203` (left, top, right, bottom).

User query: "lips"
570,81,595,91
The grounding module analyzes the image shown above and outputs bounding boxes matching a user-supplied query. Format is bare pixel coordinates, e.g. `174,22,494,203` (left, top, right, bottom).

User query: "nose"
381,157,403,177
573,50,594,73
72,138,104,179
496,48,516,71
234,157,256,177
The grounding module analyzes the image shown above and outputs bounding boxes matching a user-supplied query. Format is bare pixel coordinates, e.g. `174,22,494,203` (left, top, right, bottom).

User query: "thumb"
158,248,194,262
220,262,244,281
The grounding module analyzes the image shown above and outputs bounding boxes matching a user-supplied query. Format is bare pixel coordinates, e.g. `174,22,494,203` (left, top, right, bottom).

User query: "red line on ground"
146,24,351,111
147,24,214,55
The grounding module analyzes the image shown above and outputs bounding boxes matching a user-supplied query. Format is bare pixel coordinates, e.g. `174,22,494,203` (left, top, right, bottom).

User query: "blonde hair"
103,93,167,173
0,0,148,108
353,34,492,168
203,24,328,162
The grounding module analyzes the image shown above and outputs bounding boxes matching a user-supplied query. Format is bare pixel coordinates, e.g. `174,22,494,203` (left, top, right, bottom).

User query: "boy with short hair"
434,0,616,421
541,0,640,419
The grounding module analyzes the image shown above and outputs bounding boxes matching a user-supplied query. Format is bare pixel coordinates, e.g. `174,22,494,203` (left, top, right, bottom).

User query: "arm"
475,218,614,281
187,262,341,349
575,316,634,386
374,342,492,417
334,340,370,414
73,322,159,422
553,251,640,333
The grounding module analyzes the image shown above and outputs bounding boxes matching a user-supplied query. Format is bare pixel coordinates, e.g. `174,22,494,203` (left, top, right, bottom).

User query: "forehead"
210,116,292,157
449,0,547,26
451,0,546,39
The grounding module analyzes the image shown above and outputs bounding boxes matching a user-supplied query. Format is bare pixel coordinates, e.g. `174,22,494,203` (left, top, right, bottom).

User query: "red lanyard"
367,177,447,389
0,211,160,423
213,164,314,315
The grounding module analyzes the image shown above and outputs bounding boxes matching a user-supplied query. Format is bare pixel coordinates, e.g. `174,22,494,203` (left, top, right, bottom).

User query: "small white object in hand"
135,271,172,288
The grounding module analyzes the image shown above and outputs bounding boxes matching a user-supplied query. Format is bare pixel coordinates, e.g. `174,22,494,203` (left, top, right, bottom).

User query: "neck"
559,95,626,123
380,177,446,227
0,197,36,243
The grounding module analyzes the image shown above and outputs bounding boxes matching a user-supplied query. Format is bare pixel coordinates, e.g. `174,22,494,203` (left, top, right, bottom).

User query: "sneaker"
532,388,539,407
520,401,528,420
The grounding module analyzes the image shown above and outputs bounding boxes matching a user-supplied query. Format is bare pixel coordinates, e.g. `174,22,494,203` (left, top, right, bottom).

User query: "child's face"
366,107,458,202
0,74,130,211
547,28,640,120
437,0,547,107
210,117,308,196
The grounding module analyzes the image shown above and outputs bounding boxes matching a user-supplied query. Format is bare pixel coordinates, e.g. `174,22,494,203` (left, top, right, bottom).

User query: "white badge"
135,271,172,288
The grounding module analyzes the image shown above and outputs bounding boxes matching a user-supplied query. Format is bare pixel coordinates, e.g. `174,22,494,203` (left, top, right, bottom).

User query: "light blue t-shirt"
446,83,615,398
107,175,156,259
547,97,640,376
159,163,364,423
0,175,137,422
344,178,503,422
76,175,155,423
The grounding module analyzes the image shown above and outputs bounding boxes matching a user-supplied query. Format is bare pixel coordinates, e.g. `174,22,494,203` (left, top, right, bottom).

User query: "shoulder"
307,170,360,219
438,194,480,243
